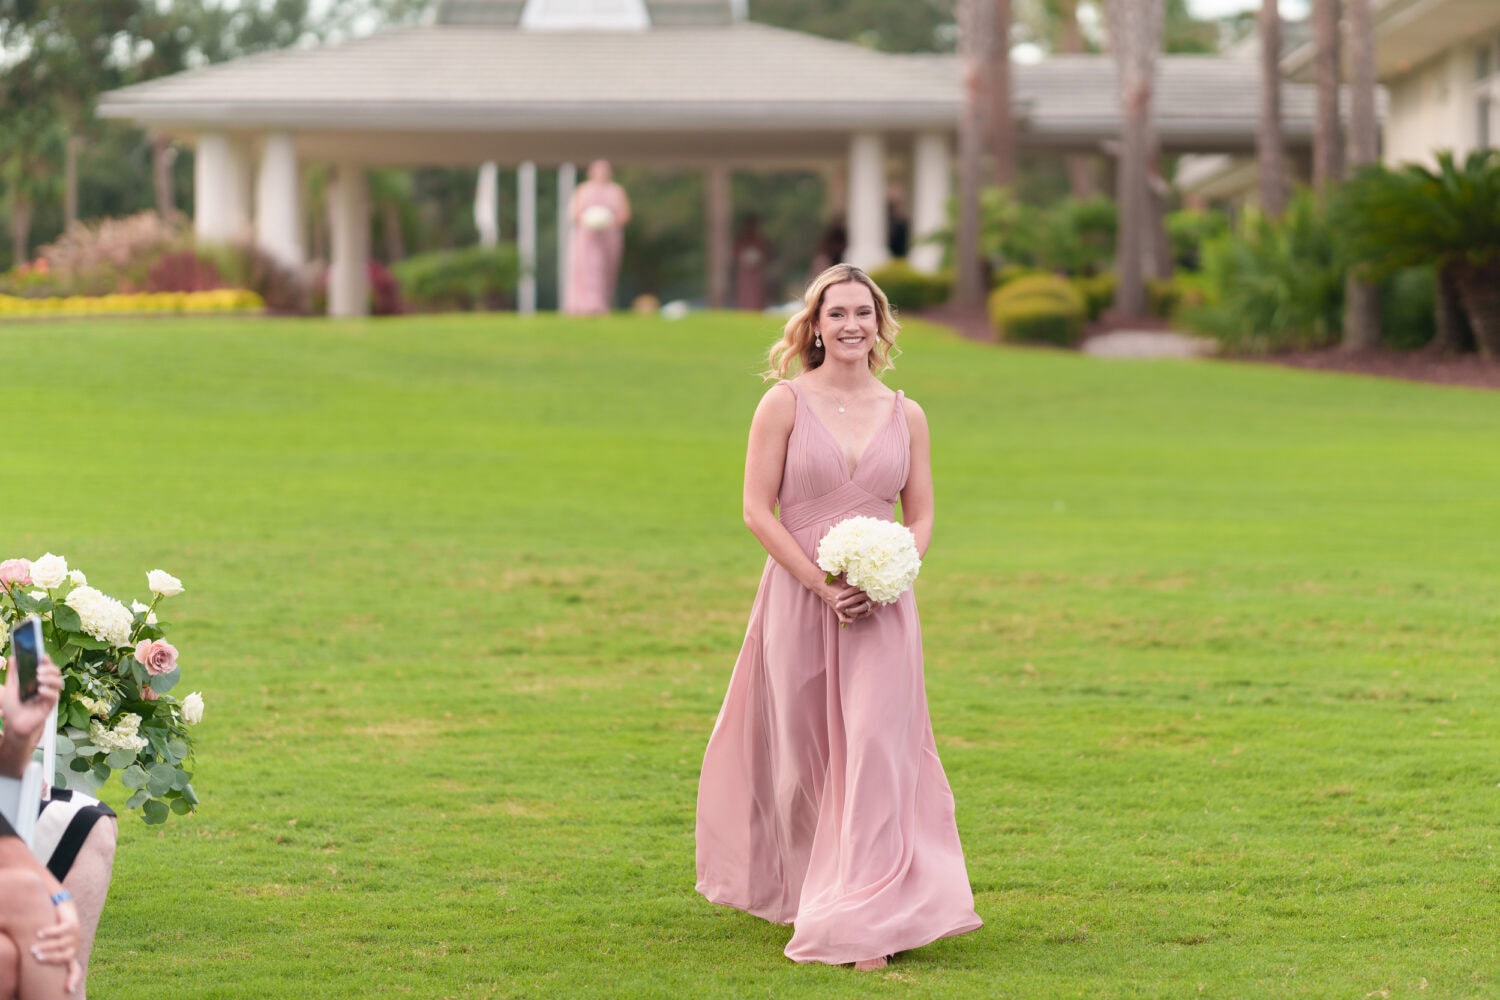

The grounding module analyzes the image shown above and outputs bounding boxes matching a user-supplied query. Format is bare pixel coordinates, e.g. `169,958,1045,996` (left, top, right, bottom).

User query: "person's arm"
898,397,934,559
743,385,871,623
612,185,632,228
0,657,61,779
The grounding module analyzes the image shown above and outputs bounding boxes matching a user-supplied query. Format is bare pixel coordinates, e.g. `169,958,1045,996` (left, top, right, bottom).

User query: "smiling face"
814,281,879,363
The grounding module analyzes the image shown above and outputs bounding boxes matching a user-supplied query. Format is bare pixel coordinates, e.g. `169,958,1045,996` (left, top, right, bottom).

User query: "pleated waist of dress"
777,482,897,533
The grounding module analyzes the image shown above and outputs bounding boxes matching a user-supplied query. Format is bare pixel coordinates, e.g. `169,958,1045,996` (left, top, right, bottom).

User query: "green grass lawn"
2,312,1498,998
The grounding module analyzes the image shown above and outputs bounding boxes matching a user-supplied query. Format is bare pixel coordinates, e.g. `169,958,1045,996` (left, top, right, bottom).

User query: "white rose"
147,569,184,598
181,691,204,725
30,553,69,589
67,569,87,586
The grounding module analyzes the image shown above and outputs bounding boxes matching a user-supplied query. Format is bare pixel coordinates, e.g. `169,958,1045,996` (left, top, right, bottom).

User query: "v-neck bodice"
775,381,910,534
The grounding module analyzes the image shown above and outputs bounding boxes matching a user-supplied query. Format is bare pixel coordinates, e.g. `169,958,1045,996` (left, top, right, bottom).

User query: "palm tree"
1312,0,1344,193
0,104,65,266
954,0,997,308
1340,151,1500,358
1107,0,1165,319
1257,0,1287,218
1341,0,1380,349
991,0,1017,188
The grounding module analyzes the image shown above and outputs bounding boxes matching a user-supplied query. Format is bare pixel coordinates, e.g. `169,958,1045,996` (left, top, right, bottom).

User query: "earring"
814,333,822,349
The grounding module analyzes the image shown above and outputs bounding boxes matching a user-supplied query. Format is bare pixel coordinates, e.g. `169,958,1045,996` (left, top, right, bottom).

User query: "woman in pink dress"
563,160,631,315
696,264,982,969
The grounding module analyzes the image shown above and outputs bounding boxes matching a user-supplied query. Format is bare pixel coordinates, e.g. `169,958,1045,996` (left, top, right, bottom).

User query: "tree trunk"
152,134,178,222
953,0,994,309
1453,260,1500,360
1109,0,1165,321
1257,0,1288,218
1060,0,1095,197
1312,0,1344,194
63,135,82,232
1341,0,1380,350
990,0,1016,188
10,199,32,266
1431,261,1474,352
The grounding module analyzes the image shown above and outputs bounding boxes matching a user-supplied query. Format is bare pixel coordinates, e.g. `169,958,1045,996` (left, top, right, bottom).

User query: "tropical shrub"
37,212,182,296
198,242,314,316
1339,150,1500,357
314,261,406,316
393,245,519,312
1178,193,1344,354
145,251,225,294
1166,209,1229,272
1071,272,1116,321
1379,266,1438,350
867,259,950,311
987,274,1087,347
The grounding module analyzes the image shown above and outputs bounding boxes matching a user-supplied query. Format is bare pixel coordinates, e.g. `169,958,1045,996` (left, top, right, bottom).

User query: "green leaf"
69,634,111,651
146,762,176,796
170,797,192,815
90,761,110,784
67,703,90,730
69,756,92,773
172,767,190,790
141,799,169,824
181,783,198,806
125,789,150,810
120,764,149,789
148,667,181,695
105,749,136,770
52,771,68,790
14,592,51,614
167,738,189,759
51,605,81,632
54,733,75,755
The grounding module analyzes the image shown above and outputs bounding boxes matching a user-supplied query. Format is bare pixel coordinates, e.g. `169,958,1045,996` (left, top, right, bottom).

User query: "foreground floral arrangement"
0,554,203,825
816,516,923,607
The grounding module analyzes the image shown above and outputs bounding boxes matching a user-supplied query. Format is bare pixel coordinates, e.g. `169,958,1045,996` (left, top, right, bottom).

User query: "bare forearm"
905,514,933,560
0,735,33,779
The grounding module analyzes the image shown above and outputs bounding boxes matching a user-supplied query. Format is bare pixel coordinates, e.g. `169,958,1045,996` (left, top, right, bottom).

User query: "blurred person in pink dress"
563,160,631,315
696,264,982,970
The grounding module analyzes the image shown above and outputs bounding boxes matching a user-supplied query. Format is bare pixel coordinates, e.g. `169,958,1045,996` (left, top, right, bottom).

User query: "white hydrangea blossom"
74,694,113,718
816,516,922,605
65,586,135,647
30,553,69,589
130,600,159,625
90,713,148,753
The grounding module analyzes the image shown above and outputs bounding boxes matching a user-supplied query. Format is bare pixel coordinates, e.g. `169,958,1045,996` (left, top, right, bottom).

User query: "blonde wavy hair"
765,264,901,381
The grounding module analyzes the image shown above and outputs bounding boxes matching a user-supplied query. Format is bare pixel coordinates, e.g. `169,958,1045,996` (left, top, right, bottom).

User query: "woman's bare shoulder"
752,381,797,425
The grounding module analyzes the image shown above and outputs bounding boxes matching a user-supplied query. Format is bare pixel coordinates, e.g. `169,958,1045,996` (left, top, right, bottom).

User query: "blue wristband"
49,890,71,906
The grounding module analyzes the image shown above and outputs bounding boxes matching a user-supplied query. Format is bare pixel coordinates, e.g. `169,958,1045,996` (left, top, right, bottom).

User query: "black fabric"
0,809,14,840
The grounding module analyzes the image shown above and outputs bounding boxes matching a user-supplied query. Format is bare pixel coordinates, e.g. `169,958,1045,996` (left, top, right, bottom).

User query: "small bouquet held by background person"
815,517,922,619
0,553,203,825
580,204,616,230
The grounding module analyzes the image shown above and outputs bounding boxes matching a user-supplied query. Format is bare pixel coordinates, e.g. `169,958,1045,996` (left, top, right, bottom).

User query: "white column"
518,161,538,315
327,164,370,318
254,133,303,267
475,162,499,248
556,163,577,311
194,132,251,243
705,164,731,309
909,132,951,274
845,132,889,270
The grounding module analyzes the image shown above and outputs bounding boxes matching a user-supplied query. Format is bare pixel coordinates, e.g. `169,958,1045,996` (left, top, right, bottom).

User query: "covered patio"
98,0,1319,316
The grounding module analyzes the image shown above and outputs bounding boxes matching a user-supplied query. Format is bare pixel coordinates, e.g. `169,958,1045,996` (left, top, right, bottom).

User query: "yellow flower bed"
0,289,265,318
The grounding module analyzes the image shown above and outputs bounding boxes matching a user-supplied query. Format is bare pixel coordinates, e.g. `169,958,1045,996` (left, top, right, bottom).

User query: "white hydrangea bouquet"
0,553,203,825
580,204,616,230
816,516,923,613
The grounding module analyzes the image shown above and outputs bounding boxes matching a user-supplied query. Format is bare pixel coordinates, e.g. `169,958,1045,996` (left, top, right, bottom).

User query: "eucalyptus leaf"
170,797,192,815
181,783,198,806
90,761,110,784
55,734,75,755
71,769,103,795
52,771,67,790
141,799,169,825
147,763,176,796
106,749,136,770
172,767,190,790
121,764,149,789
69,756,92,773
125,789,150,810
167,738,189,759
148,667,180,695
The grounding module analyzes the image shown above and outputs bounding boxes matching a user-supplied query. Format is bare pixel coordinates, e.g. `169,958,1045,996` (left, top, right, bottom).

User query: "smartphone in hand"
10,614,43,702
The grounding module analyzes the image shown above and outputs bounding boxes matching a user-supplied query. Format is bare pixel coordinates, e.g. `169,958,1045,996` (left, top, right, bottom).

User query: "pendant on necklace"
838,405,846,414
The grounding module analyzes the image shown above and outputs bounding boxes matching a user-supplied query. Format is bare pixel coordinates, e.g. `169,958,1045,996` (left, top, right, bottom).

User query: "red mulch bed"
916,306,1500,393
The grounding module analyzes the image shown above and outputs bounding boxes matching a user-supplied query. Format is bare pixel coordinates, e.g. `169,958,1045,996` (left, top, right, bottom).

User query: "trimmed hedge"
987,273,1087,347
0,289,264,317
867,259,950,311
393,245,520,312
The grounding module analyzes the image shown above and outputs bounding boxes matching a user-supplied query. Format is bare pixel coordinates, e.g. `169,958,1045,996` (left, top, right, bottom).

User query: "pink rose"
133,639,178,676
0,559,32,587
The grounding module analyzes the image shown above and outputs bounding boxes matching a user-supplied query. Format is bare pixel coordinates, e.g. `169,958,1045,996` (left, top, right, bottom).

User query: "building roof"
98,19,1321,165
1283,0,1500,81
